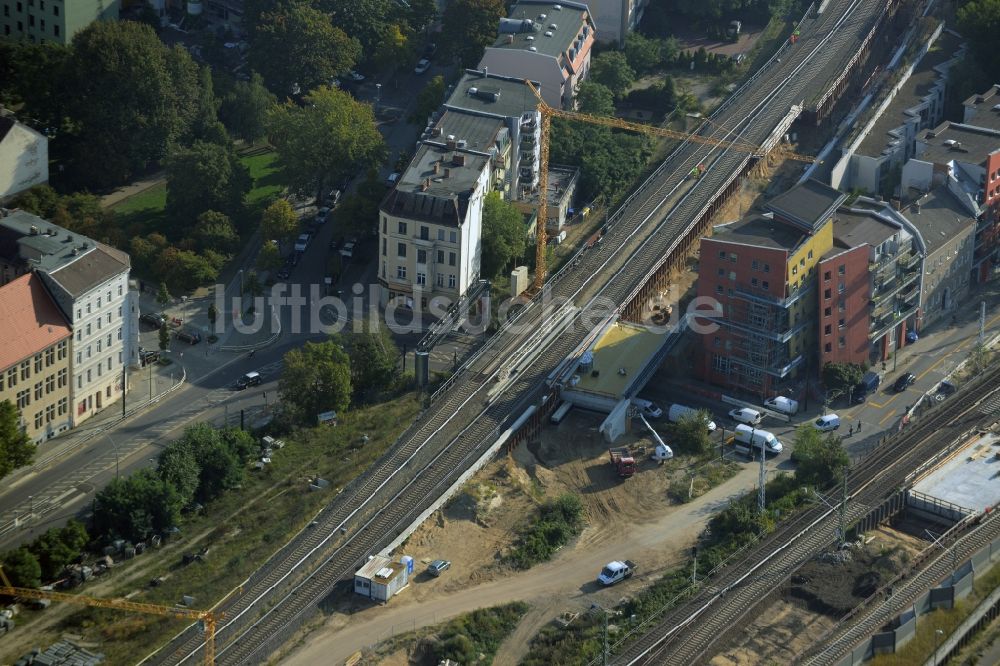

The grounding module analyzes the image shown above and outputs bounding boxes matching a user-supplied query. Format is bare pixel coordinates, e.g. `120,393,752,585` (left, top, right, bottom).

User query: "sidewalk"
99,171,165,209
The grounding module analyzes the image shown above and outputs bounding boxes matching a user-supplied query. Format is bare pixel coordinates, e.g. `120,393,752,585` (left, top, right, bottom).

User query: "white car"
294,233,311,252
632,398,663,420
414,58,431,74
347,70,366,82
813,414,841,432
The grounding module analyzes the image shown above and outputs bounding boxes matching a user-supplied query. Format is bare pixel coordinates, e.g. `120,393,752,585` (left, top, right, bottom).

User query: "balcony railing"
869,304,918,340
732,280,815,308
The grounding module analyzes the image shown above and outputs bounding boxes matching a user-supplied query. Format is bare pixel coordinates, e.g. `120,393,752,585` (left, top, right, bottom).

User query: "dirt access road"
284,456,764,665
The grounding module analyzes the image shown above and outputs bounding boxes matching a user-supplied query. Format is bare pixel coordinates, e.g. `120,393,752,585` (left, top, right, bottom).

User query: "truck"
598,560,636,586
609,447,636,478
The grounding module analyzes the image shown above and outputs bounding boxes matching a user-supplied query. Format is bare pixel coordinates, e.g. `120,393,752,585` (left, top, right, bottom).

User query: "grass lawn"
0,394,421,665
109,148,282,236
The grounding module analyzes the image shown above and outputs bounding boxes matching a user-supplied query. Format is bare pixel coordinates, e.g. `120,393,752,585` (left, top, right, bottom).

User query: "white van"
763,396,799,415
550,401,573,424
813,414,841,432
733,424,783,454
667,404,717,431
729,407,763,426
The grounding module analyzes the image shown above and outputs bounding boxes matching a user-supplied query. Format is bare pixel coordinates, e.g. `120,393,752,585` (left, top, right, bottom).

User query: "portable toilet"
400,555,414,574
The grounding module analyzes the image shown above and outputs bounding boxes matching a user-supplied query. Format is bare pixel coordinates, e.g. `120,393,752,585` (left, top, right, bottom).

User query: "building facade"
816,245,871,368
0,273,72,442
0,115,48,200
0,210,137,426
588,0,646,44
378,140,492,311
1,0,120,44
479,0,596,110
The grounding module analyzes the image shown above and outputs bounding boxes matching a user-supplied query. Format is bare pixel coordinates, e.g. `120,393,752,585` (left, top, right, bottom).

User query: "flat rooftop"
523,165,578,206
911,431,1000,513
899,186,975,256
857,31,962,157
713,215,807,251
765,179,847,232
916,121,1000,165
963,84,1000,132
570,320,666,398
444,70,539,120
833,207,900,249
433,110,505,154
495,0,590,58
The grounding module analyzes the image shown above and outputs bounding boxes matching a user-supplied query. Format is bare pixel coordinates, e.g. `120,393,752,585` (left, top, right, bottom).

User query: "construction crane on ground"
0,565,218,665
524,81,816,290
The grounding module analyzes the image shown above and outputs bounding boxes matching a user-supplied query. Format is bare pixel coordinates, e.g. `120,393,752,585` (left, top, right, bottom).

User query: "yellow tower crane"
524,81,816,290
0,565,218,665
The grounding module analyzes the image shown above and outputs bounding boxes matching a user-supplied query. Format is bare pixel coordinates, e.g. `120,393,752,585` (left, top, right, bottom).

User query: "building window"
420,226,429,240
86,369,91,383
45,403,54,423
396,265,407,280
20,361,29,381
751,260,759,270
728,271,736,281
716,285,723,295
107,312,111,323
824,343,832,353
437,273,444,287
437,250,444,264
397,242,406,258
792,265,798,276
838,318,845,329
53,23,57,36
824,271,831,281
45,375,54,394
86,323,91,336
117,328,122,341
438,229,445,241
57,368,67,388
807,250,813,259
824,324,832,335
17,389,29,409
717,268,725,277
417,249,427,264
838,264,846,275
839,301,845,313
751,277,758,287
86,302,91,314
45,348,54,366
713,337,721,348
398,221,407,234
718,251,726,260
7,368,16,387
77,376,81,389
763,263,770,273
58,397,67,416
416,272,426,285
35,411,42,429
838,336,846,349
97,340,102,353
118,284,123,296
761,281,769,290
449,252,456,266
729,253,737,263
838,282,845,294
824,306,832,317
448,274,456,288
34,354,42,373
824,288,832,300
800,258,805,267
57,341,67,360
449,231,457,243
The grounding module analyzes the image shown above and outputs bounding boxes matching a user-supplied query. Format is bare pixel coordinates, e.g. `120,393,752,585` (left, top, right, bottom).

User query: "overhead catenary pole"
533,107,551,290
839,465,848,544
757,428,766,514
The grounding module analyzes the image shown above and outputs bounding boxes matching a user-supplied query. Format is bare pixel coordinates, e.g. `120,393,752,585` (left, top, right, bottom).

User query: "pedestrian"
857,420,861,432
849,425,853,436
248,349,256,359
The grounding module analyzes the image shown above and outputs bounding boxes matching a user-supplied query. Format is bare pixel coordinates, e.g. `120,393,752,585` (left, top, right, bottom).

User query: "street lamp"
934,628,944,664
107,433,121,479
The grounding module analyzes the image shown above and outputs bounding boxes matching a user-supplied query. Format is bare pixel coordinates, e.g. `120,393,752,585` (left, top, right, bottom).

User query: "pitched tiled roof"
0,273,71,372
46,244,129,298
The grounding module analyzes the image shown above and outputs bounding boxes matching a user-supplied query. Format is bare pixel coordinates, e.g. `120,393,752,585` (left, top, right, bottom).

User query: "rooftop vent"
507,34,515,43
453,154,467,166
446,134,456,141
914,202,921,214
468,87,478,95
431,127,443,136
545,31,553,37
456,139,468,148
943,139,957,147
446,138,457,150
29,225,39,235
926,131,936,138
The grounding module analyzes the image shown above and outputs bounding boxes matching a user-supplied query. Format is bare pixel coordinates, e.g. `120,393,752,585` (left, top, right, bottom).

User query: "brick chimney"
453,153,466,167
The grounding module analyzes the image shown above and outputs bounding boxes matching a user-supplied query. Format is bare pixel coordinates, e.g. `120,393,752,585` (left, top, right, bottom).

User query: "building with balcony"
0,210,137,426
903,120,1000,282
0,273,71,442
1,0,119,44
478,0,597,110
0,115,48,200
378,139,492,312
832,29,962,196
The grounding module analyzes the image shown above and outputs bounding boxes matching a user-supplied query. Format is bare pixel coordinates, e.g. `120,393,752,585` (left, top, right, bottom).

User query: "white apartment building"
378,140,492,311
0,210,137,426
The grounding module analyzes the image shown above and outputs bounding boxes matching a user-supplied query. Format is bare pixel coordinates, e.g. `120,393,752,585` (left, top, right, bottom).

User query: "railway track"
612,363,1000,665
146,1,892,663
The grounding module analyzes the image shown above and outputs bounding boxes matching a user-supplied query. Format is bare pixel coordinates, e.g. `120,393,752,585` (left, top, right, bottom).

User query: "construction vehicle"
598,560,636,586
688,163,707,179
609,447,637,478
523,81,817,290
0,565,218,665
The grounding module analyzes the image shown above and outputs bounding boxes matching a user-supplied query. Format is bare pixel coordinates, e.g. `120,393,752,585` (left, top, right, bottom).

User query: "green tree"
219,427,258,464
155,248,222,292
372,23,416,72
0,41,71,131
958,0,1000,77
157,282,171,308
257,242,284,272
350,328,400,400
624,33,664,75
669,413,713,456
248,1,360,95
590,51,635,99
193,211,240,254
441,0,506,67
190,65,229,146
318,0,395,54
575,81,616,116
407,0,439,33
2,547,41,588
331,169,386,238
411,74,446,124
165,141,251,229
267,87,385,200
481,192,526,279
159,323,170,352
280,339,352,422
33,521,89,580
64,21,202,186
193,438,243,502
821,362,865,398
260,199,300,243
792,425,849,488
93,469,184,542
219,72,276,144
157,441,201,506
207,303,218,330
0,400,36,480
549,121,652,204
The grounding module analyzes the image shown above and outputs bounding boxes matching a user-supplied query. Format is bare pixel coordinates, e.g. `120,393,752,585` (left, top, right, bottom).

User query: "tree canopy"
669,413,714,456
481,192,527,279
550,121,652,204
349,328,400,401
280,339,353,422
248,0,361,95
260,199,300,241
0,400,35,480
821,362,865,398
412,75,446,125
792,425,849,488
958,0,1000,76
575,82,616,116
441,0,506,68
590,52,636,99
267,87,385,200
219,73,276,144
165,142,251,230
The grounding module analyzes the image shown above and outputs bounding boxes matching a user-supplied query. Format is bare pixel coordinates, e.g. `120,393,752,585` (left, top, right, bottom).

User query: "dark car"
276,266,291,280
893,372,916,392
236,371,261,390
140,312,166,329
139,348,159,365
175,330,201,345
